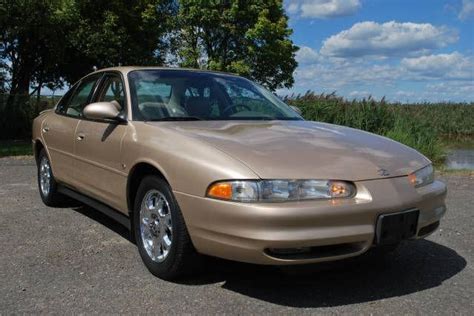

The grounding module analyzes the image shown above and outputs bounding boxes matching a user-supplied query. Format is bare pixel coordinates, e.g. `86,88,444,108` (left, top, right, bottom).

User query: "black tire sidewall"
133,176,185,278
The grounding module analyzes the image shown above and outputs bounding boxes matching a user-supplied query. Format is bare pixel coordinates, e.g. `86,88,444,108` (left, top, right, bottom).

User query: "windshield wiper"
148,116,203,121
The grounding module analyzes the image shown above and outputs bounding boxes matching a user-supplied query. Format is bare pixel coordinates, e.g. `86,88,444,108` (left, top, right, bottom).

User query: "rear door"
73,72,129,212
42,74,101,185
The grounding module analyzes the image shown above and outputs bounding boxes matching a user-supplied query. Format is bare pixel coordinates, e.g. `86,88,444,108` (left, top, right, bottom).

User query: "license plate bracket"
376,209,419,245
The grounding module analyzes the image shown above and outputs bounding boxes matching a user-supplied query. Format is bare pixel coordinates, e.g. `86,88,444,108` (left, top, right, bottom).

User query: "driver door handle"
77,133,85,141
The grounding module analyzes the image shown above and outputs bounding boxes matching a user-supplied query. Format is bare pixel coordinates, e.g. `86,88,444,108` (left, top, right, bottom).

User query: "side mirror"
83,102,125,122
290,105,302,115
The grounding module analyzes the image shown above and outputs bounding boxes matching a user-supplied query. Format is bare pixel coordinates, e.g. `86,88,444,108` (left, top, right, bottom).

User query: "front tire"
37,149,67,207
133,175,200,280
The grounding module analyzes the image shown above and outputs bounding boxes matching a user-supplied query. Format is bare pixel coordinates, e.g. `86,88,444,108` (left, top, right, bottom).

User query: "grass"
436,168,474,176
286,91,474,165
0,140,32,158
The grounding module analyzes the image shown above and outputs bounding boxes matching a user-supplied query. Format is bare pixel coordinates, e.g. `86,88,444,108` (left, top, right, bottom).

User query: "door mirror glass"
83,101,124,122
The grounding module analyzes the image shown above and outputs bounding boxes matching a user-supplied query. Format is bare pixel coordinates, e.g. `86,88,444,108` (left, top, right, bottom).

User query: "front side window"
128,70,302,121
60,75,101,118
97,74,125,111
56,83,78,113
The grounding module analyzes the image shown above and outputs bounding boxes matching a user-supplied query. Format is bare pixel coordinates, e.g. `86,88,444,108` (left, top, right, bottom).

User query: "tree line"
0,0,298,98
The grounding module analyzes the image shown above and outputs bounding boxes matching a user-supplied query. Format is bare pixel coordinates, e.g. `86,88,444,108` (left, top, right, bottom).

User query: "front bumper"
175,176,447,265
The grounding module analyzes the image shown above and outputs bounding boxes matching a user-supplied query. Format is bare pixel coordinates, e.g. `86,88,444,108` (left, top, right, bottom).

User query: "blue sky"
282,0,474,102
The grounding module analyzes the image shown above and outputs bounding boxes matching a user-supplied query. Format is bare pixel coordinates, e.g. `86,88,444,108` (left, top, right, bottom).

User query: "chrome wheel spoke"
145,196,155,211
152,239,162,259
163,212,172,231
156,198,165,214
162,234,172,248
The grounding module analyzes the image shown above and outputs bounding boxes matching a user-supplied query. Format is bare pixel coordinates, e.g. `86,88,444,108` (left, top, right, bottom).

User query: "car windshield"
128,70,302,121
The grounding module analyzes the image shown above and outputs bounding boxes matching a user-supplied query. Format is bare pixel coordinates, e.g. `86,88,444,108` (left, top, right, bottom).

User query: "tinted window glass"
97,74,125,110
137,82,172,102
56,83,78,114
128,70,302,121
63,75,100,117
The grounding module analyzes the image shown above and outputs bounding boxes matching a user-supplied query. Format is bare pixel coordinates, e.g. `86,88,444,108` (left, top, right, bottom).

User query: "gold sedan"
32,67,447,280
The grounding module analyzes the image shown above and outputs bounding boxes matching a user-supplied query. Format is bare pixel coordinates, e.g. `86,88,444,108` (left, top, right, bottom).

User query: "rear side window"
58,74,101,118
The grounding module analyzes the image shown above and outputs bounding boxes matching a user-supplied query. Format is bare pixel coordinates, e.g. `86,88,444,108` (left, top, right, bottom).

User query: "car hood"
148,120,430,181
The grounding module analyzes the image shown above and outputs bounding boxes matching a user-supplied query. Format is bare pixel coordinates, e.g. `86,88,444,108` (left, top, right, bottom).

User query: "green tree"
60,0,177,83
178,0,298,90
1,0,298,93
0,0,176,139
0,0,66,96
0,0,176,93
0,60,6,93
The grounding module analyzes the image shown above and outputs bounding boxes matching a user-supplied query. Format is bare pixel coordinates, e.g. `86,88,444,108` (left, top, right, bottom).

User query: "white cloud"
287,0,361,19
349,90,371,98
287,2,299,14
419,81,474,102
320,21,458,57
296,46,320,64
401,52,474,80
293,60,402,92
284,48,474,102
427,82,474,95
394,90,416,98
459,0,474,20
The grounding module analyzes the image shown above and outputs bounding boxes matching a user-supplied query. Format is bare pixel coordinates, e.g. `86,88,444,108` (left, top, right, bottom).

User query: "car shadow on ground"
72,205,134,242
184,240,466,308
72,204,466,308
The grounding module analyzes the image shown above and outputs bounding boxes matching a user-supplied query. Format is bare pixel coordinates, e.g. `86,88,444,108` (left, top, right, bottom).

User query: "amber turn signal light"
207,182,233,200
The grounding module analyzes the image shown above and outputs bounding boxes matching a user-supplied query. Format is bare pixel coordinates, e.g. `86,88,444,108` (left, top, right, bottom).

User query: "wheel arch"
126,161,170,216
33,139,45,164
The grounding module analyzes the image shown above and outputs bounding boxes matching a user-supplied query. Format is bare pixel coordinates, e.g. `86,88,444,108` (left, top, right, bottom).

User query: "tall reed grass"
286,91,474,164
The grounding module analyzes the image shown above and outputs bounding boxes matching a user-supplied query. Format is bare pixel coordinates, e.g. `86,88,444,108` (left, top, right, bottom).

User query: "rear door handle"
42,126,50,133
77,133,85,141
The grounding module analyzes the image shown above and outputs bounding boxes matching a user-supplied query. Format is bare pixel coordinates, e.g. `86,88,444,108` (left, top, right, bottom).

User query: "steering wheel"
222,103,252,116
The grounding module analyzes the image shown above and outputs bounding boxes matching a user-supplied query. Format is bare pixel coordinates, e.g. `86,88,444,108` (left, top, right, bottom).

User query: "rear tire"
37,149,67,207
133,175,201,280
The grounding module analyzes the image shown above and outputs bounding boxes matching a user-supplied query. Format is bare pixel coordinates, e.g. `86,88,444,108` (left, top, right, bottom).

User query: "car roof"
91,66,241,78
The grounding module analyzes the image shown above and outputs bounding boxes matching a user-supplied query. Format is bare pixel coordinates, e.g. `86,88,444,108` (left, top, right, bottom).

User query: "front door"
43,75,101,184
73,73,129,213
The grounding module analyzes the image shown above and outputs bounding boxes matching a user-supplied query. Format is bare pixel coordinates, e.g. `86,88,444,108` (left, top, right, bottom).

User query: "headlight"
206,180,356,202
408,164,434,188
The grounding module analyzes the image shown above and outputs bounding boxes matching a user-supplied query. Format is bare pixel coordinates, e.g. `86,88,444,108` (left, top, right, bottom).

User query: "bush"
0,94,58,140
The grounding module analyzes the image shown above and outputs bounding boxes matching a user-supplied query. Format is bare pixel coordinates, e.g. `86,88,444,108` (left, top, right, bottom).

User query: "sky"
281,0,474,102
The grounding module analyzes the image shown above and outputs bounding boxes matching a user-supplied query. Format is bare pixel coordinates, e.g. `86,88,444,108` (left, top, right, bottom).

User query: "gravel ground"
0,157,473,315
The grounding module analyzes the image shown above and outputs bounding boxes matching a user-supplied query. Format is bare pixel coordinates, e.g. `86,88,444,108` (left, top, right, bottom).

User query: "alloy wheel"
139,190,173,262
